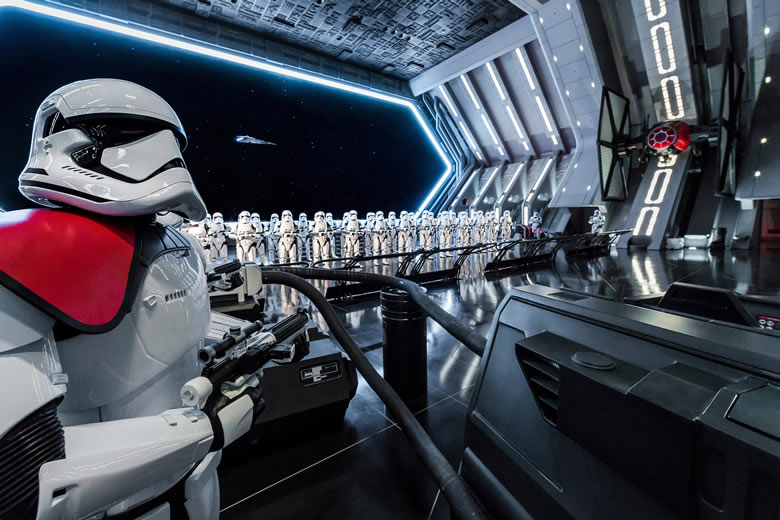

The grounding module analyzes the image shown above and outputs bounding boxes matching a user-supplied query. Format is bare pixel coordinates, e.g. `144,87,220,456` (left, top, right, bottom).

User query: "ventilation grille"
517,347,560,426
62,165,104,180
0,399,65,519
164,289,188,302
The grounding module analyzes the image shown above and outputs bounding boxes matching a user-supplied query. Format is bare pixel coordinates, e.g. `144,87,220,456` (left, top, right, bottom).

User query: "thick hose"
262,266,486,356
261,270,488,520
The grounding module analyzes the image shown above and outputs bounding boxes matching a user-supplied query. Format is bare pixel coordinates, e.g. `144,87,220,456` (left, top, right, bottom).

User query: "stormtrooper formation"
184,206,559,266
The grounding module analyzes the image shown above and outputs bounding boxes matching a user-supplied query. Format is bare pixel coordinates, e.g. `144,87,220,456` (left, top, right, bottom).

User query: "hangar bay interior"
0,0,779,519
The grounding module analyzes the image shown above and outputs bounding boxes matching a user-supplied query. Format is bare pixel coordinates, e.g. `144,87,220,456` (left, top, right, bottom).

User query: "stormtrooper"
372,211,391,265
397,211,413,253
500,210,514,241
250,212,267,264
490,210,501,243
363,211,376,256
187,216,211,254
311,211,332,263
209,211,229,263
1,79,258,519
340,211,351,258
473,210,487,244
232,210,258,263
588,209,606,234
418,210,435,250
438,210,454,256
457,211,471,247
297,212,312,262
276,210,298,264
343,210,363,261
386,211,398,253
529,210,543,238
267,212,280,262
325,212,338,257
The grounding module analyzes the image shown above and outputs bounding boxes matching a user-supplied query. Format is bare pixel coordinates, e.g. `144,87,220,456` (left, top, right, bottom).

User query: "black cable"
261,270,488,520
262,266,486,357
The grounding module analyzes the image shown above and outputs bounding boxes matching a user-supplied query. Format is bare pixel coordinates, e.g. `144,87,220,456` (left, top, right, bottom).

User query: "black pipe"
261,270,488,520
270,309,309,341
263,267,486,356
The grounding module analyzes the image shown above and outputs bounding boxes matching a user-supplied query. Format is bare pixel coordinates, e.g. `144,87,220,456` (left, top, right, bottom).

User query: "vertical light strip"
535,96,553,132
523,141,530,151
505,106,524,139
461,75,480,110
485,62,505,101
497,146,505,156
551,135,558,145
481,114,500,145
515,48,536,90
438,84,459,118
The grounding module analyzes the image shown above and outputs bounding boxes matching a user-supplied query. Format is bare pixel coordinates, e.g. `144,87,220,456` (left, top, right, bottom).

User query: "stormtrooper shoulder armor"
0,208,191,334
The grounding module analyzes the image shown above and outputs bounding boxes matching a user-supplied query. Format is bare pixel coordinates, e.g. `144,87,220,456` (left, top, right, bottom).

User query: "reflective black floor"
218,244,780,519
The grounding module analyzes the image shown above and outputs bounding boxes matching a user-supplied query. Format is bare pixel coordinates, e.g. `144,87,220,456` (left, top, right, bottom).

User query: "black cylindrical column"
381,287,427,400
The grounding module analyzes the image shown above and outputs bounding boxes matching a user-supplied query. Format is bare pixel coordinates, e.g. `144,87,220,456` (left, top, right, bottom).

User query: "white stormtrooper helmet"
206,213,213,225
314,211,325,221
282,210,293,222
250,212,261,225
367,212,375,221
376,211,384,218
504,210,510,216
271,213,279,222
594,209,601,216
238,210,251,224
400,211,408,218
299,212,308,222
342,212,350,221
326,212,334,223
477,210,484,216
449,210,456,218
19,79,206,220
349,210,358,217
388,211,396,218
212,212,224,225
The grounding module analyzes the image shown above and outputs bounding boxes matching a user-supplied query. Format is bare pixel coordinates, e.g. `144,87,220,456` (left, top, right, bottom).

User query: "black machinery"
463,283,780,519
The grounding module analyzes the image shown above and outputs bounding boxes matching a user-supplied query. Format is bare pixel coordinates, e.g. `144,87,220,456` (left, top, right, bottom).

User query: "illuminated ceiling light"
574,163,578,168
562,187,566,192
476,151,483,160
579,44,584,52
565,89,570,96
523,206,529,225
481,114,500,145
761,137,768,144
551,135,558,145
458,121,478,150
438,84,459,118
497,146,505,156
535,96,554,132
766,76,773,84
1,0,453,216
644,0,667,21
765,26,771,36
553,55,558,62
515,48,536,90
661,76,685,119
755,170,762,177
566,2,571,9
461,75,480,110
586,185,591,190
505,106,524,139
591,81,596,88
485,62,505,101
523,141,530,151
576,120,581,126
539,16,544,24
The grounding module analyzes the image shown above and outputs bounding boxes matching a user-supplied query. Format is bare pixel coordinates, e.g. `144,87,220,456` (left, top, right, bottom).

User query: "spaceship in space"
235,135,277,146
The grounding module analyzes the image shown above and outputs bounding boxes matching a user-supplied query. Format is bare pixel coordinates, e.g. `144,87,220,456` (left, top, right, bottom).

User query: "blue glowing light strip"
1,0,452,213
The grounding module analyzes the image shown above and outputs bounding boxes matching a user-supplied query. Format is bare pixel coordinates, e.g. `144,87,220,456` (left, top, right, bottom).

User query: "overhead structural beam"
435,83,485,162
409,18,535,96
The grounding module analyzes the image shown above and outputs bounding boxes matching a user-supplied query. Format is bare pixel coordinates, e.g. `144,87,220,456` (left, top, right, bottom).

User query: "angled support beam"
484,59,536,157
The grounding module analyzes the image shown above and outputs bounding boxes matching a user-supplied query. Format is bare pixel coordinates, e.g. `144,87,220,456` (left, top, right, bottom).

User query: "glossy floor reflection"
219,245,780,519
